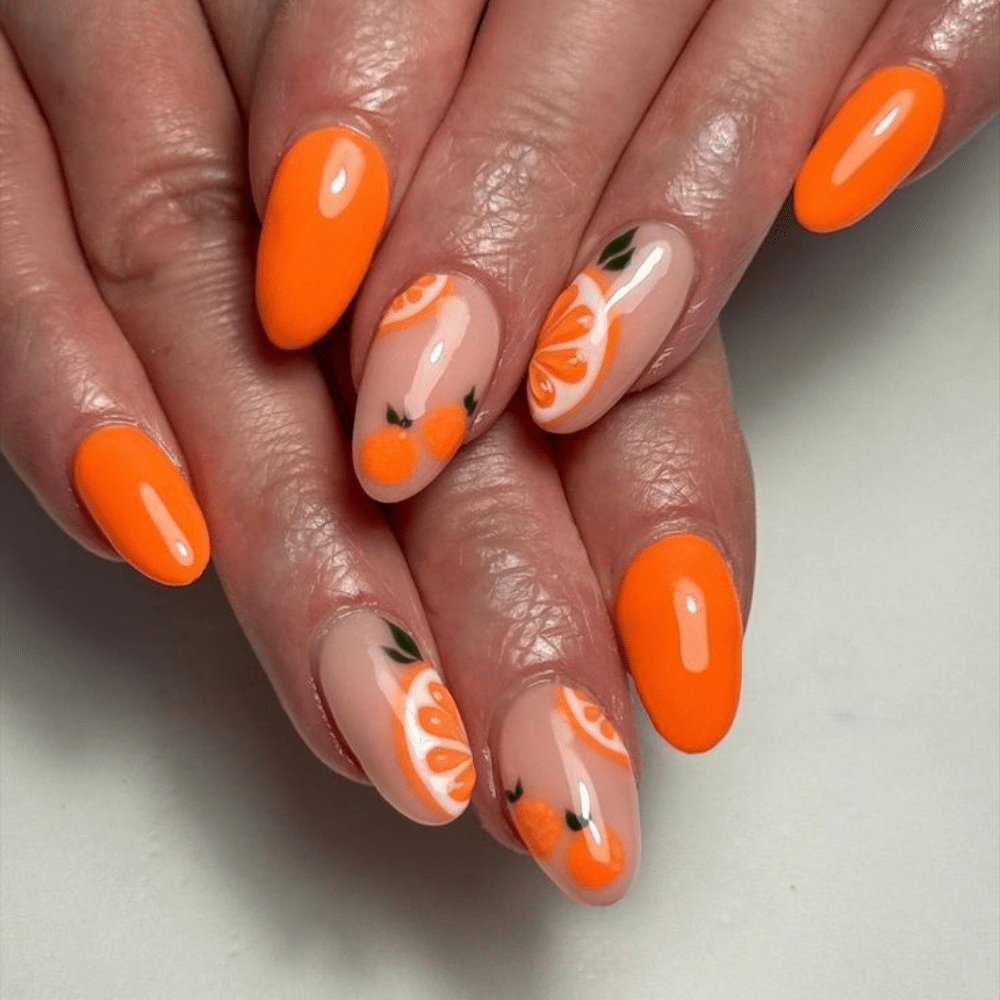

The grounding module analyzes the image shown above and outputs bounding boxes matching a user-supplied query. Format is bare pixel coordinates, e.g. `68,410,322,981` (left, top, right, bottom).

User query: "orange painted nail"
73,425,210,586
256,127,390,349
794,65,945,233
616,534,742,754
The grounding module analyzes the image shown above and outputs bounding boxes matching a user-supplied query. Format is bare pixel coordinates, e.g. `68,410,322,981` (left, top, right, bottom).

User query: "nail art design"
72,425,210,586
354,273,500,502
616,534,742,754
528,222,695,434
256,126,390,349
794,65,945,233
317,611,475,825
497,681,640,905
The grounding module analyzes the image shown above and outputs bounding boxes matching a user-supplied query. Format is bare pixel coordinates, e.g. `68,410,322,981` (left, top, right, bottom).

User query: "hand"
0,1,754,907
237,0,997,499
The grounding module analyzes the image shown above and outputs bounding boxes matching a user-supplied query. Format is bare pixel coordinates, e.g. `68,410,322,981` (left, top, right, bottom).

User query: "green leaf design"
386,405,412,429
463,388,478,416
382,646,418,664
382,618,421,663
598,227,637,266
565,810,584,832
603,248,635,272
505,779,524,804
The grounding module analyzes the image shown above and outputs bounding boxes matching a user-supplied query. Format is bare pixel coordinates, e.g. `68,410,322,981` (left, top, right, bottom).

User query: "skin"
0,0,995,897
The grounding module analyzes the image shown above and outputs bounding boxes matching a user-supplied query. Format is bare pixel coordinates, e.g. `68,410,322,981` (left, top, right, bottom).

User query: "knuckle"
88,151,252,291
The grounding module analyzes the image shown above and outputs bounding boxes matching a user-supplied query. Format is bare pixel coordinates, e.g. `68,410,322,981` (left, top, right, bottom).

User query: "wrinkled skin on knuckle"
87,150,253,295
405,414,601,680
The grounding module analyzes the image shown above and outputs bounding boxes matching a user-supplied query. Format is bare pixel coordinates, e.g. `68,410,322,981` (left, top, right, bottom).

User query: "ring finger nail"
72,425,210,586
794,65,945,233
616,534,742,754
256,127,390,349
353,274,501,502
317,610,476,825
497,680,640,906
528,223,695,434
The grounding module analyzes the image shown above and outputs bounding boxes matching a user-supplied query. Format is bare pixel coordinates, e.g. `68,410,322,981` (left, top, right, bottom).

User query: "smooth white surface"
2,122,998,1000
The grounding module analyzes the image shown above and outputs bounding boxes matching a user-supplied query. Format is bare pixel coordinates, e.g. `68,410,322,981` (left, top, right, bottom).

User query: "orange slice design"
556,685,630,768
394,663,475,819
529,267,620,425
378,274,454,335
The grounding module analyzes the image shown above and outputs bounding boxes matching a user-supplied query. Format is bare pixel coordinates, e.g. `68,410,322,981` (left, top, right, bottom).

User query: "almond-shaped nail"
616,534,742,754
794,65,945,233
528,222,695,434
317,610,475,825
497,681,640,905
72,425,210,586
354,273,500,502
257,126,390,349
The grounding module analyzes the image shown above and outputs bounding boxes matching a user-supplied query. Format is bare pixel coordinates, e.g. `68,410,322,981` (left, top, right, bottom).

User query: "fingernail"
794,65,945,233
317,610,475,825
354,273,501,502
72,425,210,586
497,680,640,905
256,126,390,349
616,534,742,753
528,222,695,434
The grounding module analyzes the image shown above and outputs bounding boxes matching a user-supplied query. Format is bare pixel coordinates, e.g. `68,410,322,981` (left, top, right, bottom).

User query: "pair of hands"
0,0,995,905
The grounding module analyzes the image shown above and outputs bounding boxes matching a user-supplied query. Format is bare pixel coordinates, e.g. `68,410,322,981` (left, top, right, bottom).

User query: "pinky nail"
528,222,695,434
497,680,640,905
317,610,475,825
794,65,945,233
72,424,210,586
256,127,390,349
616,534,742,754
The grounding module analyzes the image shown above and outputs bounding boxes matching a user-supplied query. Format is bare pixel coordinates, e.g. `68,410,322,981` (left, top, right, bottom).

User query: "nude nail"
528,222,695,433
497,680,640,905
616,534,742,754
317,610,475,825
354,274,501,502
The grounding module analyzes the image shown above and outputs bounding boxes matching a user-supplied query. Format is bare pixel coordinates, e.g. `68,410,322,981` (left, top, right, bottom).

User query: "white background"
2,120,997,1000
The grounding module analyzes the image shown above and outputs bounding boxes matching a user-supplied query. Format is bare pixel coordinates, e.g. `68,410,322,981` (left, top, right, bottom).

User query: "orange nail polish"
73,425,210,586
616,534,741,753
256,127,390,349
794,65,945,233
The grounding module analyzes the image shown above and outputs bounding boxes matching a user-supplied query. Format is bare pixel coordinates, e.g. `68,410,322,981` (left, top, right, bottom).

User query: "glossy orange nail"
256,127,390,349
73,425,210,586
795,65,945,233
616,534,741,753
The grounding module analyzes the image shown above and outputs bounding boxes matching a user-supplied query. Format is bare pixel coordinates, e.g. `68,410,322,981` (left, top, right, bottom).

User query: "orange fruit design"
566,822,625,890
378,274,455,335
506,781,563,859
528,266,620,427
357,423,418,486
386,622,474,820
422,403,468,462
556,685,630,768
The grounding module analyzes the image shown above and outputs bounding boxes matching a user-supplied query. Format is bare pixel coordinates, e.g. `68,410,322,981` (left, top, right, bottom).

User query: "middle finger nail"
353,273,501,502
497,679,641,906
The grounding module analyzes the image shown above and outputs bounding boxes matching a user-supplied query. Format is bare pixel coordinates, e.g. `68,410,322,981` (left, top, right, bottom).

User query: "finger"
0,32,209,586
1,1,475,826
564,324,755,754
349,0,714,502
395,403,642,906
200,0,487,350
794,0,1000,232
525,0,890,434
